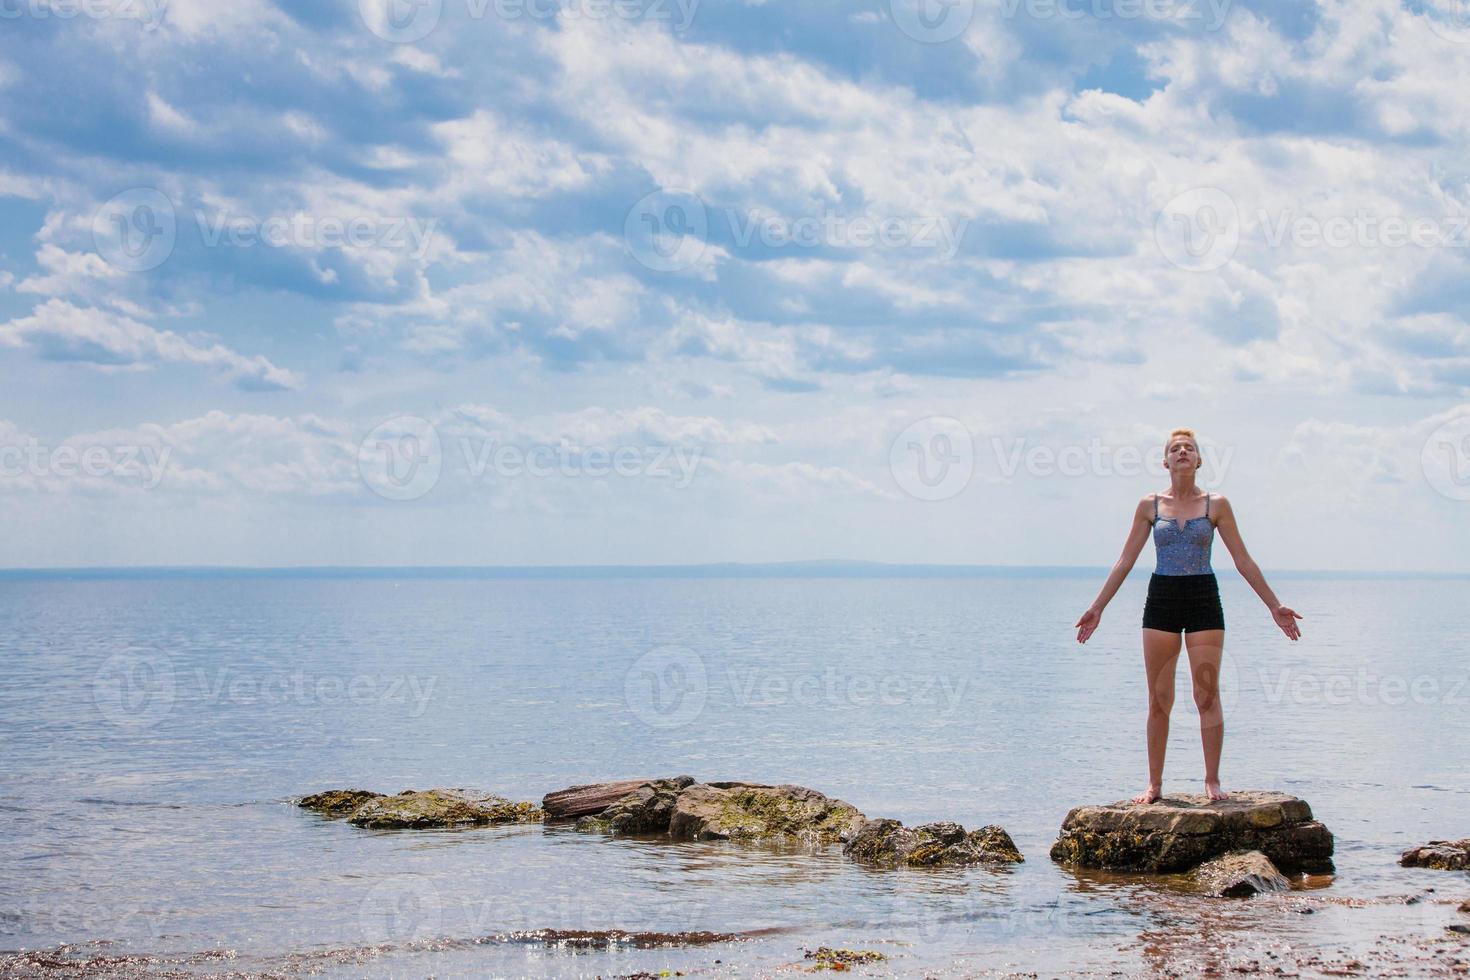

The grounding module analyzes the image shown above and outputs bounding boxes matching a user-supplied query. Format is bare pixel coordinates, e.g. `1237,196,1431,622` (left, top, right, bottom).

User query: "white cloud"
0,300,301,391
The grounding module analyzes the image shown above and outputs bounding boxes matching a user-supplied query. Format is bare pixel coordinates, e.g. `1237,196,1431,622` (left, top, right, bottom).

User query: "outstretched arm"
1214,496,1302,640
1075,497,1153,643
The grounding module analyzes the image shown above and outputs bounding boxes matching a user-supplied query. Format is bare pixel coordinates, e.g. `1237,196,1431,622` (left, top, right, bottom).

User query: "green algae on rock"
293,788,543,828
296,788,383,816
1049,791,1334,874
1399,840,1470,870
843,818,1023,867
348,789,543,829
549,777,867,844
669,782,866,844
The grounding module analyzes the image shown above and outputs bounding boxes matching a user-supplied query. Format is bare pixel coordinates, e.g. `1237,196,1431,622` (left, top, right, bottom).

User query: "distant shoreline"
1,562,1467,580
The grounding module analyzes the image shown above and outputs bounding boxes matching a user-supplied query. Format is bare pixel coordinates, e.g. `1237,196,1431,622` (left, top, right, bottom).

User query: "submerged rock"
543,779,655,821
843,818,1024,867
297,788,383,816
550,776,866,844
346,789,543,829
1049,791,1334,874
1399,840,1470,870
1192,850,1291,897
805,947,886,969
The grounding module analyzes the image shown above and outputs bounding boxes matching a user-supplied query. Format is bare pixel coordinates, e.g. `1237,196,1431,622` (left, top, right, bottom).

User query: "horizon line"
0,560,1465,579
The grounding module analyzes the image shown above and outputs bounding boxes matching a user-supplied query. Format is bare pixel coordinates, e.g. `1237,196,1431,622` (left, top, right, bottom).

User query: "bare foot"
1132,785,1162,804
1204,780,1227,802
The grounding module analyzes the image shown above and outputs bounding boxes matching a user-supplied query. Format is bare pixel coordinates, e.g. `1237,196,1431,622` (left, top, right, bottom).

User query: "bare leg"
1135,628,1182,803
1186,629,1227,801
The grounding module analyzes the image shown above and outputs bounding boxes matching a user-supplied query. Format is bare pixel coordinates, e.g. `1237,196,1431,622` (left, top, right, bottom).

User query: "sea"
2,568,1468,977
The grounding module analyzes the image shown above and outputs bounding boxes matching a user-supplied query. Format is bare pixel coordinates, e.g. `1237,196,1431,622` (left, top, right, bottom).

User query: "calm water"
2,572,1468,977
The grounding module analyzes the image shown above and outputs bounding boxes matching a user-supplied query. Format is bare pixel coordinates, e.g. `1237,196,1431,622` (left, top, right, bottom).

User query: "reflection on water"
1,573,1469,976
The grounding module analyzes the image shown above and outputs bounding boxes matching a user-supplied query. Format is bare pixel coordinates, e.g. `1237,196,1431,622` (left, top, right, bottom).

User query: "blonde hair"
1165,427,1197,452
1164,428,1200,468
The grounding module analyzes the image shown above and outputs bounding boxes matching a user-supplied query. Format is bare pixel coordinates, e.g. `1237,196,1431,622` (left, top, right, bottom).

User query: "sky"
2,0,1470,571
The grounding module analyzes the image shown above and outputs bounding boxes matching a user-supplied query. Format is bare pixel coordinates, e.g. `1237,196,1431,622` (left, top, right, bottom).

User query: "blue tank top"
1152,492,1214,576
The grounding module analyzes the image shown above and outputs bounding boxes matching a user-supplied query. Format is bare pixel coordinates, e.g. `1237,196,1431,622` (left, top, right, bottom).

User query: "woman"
1074,428,1302,804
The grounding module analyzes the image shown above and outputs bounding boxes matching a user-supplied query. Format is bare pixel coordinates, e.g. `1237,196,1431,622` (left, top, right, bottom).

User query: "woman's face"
1164,437,1200,472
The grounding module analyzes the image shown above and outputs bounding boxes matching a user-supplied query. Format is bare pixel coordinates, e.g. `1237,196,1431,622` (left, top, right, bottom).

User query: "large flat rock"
1049,791,1334,873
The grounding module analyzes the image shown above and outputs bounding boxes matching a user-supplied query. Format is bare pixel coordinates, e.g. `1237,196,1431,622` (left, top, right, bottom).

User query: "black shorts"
1143,573,1225,633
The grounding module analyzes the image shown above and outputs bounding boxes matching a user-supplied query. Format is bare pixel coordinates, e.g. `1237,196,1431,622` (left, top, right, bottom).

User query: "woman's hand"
1075,607,1102,643
1272,604,1303,640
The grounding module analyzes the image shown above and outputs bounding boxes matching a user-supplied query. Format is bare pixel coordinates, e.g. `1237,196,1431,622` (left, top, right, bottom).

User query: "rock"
666,782,866,844
346,789,543,829
1192,850,1291,897
543,779,656,820
575,776,696,833
843,818,1024,867
297,788,383,816
1049,791,1334,874
1459,900,1470,914
1399,840,1470,871
562,777,867,845
804,947,886,969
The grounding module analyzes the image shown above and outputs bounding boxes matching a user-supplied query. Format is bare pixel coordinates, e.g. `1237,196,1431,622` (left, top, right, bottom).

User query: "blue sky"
3,0,1470,570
